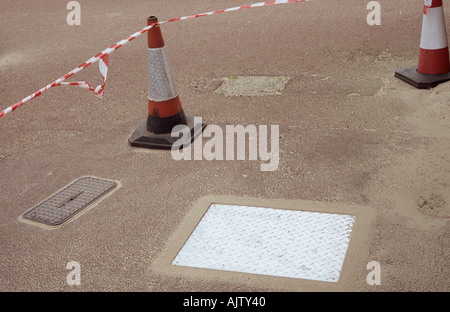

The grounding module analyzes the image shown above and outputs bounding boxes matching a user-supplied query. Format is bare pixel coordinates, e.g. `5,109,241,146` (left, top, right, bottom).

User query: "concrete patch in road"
214,76,290,96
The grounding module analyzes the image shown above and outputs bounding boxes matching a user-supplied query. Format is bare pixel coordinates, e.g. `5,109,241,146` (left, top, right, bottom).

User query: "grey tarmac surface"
0,0,449,292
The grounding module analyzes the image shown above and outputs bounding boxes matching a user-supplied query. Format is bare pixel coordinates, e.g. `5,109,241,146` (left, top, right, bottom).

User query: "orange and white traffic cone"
395,0,450,88
129,16,206,149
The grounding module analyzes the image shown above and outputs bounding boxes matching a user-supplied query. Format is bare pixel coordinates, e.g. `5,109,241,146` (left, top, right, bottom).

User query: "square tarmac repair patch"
214,76,290,96
172,204,355,282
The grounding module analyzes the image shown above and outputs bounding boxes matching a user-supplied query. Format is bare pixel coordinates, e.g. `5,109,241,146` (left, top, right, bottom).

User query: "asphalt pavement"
0,0,449,292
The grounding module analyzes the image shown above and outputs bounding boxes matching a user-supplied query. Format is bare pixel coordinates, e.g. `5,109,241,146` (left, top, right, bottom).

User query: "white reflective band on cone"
420,6,448,50
148,47,178,102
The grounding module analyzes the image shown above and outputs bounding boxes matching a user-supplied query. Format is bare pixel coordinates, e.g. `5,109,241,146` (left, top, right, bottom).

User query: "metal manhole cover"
21,177,118,227
172,204,355,282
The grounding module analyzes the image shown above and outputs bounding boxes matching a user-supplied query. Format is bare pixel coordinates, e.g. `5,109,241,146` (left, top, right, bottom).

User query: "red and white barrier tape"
0,0,309,119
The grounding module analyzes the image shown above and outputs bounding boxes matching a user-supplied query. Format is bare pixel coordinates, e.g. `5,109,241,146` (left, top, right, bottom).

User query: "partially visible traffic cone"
395,0,450,89
129,16,206,149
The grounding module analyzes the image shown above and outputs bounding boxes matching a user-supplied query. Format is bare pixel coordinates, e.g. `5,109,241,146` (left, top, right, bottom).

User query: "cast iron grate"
21,177,117,227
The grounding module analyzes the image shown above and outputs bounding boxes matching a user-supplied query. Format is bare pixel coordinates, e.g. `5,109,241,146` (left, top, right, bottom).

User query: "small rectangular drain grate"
21,177,117,227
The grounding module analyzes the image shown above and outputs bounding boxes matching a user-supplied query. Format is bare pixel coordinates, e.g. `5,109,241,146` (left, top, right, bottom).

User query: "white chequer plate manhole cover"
172,204,355,282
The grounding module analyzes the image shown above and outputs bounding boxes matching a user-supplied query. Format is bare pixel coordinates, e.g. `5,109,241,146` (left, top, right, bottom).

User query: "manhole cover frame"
20,176,119,229
152,195,374,291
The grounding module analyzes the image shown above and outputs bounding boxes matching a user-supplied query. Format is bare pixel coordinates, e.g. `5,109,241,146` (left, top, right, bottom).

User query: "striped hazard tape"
0,0,309,119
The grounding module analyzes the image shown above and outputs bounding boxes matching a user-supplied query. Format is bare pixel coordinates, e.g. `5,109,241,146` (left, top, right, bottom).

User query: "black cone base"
395,66,450,89
129,114,206,150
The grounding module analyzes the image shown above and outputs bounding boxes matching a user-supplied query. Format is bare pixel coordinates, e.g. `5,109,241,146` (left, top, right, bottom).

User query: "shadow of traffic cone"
129,16,206,149
395,0,450,89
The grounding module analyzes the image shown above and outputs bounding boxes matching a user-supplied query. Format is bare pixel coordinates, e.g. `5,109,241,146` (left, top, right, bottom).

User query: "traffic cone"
395,0,450,89
129,16,206,149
